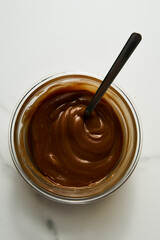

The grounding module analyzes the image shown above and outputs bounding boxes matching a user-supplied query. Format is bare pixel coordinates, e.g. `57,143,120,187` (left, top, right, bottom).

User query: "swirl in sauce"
27,88,123,187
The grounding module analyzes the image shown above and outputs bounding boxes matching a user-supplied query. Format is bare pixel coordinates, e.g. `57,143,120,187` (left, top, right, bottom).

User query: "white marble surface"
1,0,160,239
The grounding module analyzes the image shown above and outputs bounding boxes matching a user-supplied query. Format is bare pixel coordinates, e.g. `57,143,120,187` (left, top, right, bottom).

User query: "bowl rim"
8,72,142,204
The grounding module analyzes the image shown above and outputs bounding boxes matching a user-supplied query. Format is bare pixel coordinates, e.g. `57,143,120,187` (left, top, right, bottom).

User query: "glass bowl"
9,72,142,204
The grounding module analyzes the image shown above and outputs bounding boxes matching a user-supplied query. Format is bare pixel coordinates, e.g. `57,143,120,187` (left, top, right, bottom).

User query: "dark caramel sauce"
27,88,123,187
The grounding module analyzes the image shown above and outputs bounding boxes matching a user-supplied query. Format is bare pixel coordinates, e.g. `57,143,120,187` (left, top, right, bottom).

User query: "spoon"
84,32,142,118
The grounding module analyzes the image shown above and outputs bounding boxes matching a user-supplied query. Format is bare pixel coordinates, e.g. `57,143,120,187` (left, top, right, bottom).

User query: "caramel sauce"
27,87,123,187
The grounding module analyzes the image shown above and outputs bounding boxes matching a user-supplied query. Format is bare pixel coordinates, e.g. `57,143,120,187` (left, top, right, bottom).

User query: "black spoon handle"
84,32,142,117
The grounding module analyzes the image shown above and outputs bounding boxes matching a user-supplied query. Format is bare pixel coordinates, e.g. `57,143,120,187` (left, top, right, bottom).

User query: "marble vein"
46,219,59,240
0,103,10,115
141,155,160,161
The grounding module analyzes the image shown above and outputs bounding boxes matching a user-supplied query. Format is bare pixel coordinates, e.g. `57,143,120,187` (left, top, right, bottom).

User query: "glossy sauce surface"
27,88,123,187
